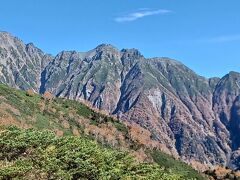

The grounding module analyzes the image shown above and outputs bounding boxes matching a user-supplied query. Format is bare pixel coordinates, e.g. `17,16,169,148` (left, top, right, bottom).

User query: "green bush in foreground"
150,150,205,180
0,126,185,180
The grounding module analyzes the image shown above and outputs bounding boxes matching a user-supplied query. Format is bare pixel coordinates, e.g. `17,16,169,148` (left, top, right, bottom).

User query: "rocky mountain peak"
0,31,12,39
0,32,53,91
0,31,23,46
228,71,240,78
92,44,120,61
216,71,240,90
95,43,118,52
26,42,44,55
121,48,143,59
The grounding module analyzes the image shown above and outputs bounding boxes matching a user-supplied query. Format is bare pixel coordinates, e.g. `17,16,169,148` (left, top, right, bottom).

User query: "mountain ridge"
1,31,240,170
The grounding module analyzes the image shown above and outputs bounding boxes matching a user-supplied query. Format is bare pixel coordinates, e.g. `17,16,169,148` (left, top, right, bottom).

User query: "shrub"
0,126,183,179
150,149,205,180
42,91,54,101
26,89,35,97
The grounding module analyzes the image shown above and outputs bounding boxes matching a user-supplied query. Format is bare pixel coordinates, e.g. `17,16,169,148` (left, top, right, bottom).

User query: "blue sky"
0,0,239,77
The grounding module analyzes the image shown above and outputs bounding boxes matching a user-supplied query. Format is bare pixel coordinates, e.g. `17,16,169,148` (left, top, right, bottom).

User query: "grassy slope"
0,83,205,179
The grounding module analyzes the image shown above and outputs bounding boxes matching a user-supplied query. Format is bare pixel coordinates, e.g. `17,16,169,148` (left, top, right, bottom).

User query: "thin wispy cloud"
115,9,172,22
199,34,240,43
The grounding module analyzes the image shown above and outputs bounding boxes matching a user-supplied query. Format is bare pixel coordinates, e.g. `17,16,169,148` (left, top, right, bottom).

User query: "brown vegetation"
127,122,160,149
205,166,240,180
72,128,80,136
26,89,35,97
62,120,70,129
42,91,54,101
55,129,64,136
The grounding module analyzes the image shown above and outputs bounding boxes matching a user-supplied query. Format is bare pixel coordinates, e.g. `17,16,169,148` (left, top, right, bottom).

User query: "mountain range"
1,31,240,170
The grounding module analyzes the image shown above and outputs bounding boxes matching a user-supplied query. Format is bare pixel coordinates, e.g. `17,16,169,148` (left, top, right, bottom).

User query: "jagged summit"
94,43,119,53
228,71,240,77
0,31,22,45
26,42,45,55
95,43,117,49
121,48,143,59
0,31,12,36
26,42,35,46
0,31,24,43
0,32,53,91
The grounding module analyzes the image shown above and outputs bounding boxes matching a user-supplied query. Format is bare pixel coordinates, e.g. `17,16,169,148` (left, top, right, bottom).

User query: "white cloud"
115,9,172,22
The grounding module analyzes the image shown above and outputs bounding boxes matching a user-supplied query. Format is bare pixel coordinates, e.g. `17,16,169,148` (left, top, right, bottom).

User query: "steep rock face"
41,44,124,113
116,59,229,166
1,32,240,169
0,32,52,91
41,46,234,167
212,72,240,169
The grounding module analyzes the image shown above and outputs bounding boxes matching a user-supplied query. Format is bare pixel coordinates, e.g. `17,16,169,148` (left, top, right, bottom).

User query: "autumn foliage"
26,89,35,97
42,91,54,100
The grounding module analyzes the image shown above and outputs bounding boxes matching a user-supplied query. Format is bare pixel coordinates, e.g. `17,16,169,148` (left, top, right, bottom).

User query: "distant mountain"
1,31,240,170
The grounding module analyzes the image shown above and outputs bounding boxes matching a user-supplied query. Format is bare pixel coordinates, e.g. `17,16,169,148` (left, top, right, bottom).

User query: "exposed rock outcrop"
0,31,52,91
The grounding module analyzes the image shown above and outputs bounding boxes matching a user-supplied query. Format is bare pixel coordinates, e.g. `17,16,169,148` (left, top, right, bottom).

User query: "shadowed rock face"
1,31,240,169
